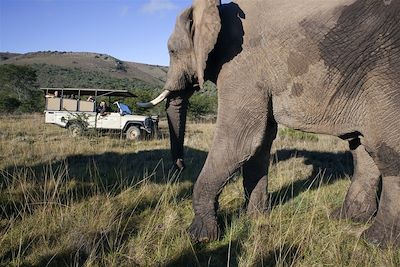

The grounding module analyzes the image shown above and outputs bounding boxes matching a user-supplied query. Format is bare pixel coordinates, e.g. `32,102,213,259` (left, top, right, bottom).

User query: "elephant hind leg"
243,154,269,216
331,140,381,223
362,175,400,247
243,120,277,215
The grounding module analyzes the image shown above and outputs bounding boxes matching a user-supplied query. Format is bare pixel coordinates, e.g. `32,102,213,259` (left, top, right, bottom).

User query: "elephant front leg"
188,148,239,242
331,141,381,223
243,120,277,215
188,91,273,242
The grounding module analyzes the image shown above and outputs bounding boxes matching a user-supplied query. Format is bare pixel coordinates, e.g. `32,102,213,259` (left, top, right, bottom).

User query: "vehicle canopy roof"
41,88,137,98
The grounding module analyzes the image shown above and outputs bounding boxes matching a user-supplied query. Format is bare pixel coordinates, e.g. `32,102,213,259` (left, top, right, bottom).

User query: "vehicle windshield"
119,103,132,115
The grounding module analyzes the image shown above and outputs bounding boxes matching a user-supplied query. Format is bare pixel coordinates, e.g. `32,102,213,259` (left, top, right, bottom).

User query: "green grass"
0,114,399,266
278,127,319,142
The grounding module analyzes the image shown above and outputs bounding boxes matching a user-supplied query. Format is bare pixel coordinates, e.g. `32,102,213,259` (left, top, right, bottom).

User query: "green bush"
129,88,162,115
188,93,217,119
0,95,21,113
0,64,43,113
188,81,218,119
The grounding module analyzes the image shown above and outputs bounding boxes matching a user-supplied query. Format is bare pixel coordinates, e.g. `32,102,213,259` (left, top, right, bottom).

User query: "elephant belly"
271,84,361,138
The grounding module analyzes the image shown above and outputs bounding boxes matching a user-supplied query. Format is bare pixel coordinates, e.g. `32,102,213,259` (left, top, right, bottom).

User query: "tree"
188,81,218,119
0,94,21,113
0,64,43,113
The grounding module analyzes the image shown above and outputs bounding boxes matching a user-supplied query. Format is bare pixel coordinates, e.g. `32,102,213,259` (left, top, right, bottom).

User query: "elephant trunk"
166,88,196,170
136,83,196,169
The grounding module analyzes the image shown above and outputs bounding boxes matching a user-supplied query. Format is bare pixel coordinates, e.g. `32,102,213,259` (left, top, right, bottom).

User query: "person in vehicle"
45,90,59,98
97,101,108,116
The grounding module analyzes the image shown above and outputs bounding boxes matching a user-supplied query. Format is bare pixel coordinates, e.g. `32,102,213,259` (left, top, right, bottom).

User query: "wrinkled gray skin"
158,0,400,247
331,139,382,223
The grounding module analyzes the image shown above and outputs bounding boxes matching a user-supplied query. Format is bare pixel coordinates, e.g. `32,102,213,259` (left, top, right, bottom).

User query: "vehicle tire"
68,122,84,137
126,126,141,141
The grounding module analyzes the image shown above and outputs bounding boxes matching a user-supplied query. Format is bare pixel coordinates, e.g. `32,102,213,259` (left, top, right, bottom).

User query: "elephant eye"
169,49,176,55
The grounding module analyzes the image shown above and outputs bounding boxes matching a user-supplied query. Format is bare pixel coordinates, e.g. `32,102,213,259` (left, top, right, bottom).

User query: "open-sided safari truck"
41,88,159,141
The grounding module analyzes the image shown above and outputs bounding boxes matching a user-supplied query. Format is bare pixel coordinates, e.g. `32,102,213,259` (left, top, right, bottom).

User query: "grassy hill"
0,115,399,266
0,51,168,89
0,52,21,61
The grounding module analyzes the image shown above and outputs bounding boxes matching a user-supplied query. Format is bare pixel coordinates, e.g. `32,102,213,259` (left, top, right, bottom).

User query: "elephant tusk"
137,90,170,108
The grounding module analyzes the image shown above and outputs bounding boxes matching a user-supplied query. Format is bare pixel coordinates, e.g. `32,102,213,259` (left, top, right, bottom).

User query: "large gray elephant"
138,0,400,247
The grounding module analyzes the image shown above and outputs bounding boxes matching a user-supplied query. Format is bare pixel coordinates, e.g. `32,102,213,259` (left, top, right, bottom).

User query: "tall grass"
0,114,399,266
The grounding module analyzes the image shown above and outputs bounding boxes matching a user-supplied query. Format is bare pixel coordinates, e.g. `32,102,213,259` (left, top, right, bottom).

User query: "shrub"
188,81,218,119
0,64,43,113
0,95,21,113
128,88,164,116
188,93,217,119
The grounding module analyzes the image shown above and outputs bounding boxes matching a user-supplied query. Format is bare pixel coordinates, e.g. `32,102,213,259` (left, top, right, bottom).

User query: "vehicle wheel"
126,126,141,141
68,122,84,137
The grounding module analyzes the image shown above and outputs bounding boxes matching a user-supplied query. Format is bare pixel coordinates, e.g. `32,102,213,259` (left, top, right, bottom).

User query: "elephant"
138,0,400,247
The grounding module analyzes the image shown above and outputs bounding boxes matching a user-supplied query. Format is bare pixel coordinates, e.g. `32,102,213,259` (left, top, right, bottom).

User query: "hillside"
0,52,21,61
0,51,168,88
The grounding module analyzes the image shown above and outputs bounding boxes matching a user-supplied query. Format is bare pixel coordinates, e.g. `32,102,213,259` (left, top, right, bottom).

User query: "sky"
0,0,227,66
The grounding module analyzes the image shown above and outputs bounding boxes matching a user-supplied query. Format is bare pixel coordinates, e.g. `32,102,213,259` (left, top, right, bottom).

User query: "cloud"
141,0,178,14
121,6,130,17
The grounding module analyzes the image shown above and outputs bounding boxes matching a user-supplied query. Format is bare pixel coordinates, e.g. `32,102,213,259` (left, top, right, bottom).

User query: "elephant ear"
192,0,221,88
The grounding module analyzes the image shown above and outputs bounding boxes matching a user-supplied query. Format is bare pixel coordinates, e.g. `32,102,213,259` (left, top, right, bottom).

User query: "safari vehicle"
41,88,159,141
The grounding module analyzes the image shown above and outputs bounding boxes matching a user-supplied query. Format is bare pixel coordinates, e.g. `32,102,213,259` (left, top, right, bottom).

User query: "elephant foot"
330,201,376,223
188,215,220,243
361,221,400,248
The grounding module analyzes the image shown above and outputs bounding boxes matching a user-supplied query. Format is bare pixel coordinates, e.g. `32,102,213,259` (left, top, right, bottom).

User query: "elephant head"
138,0,222,169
